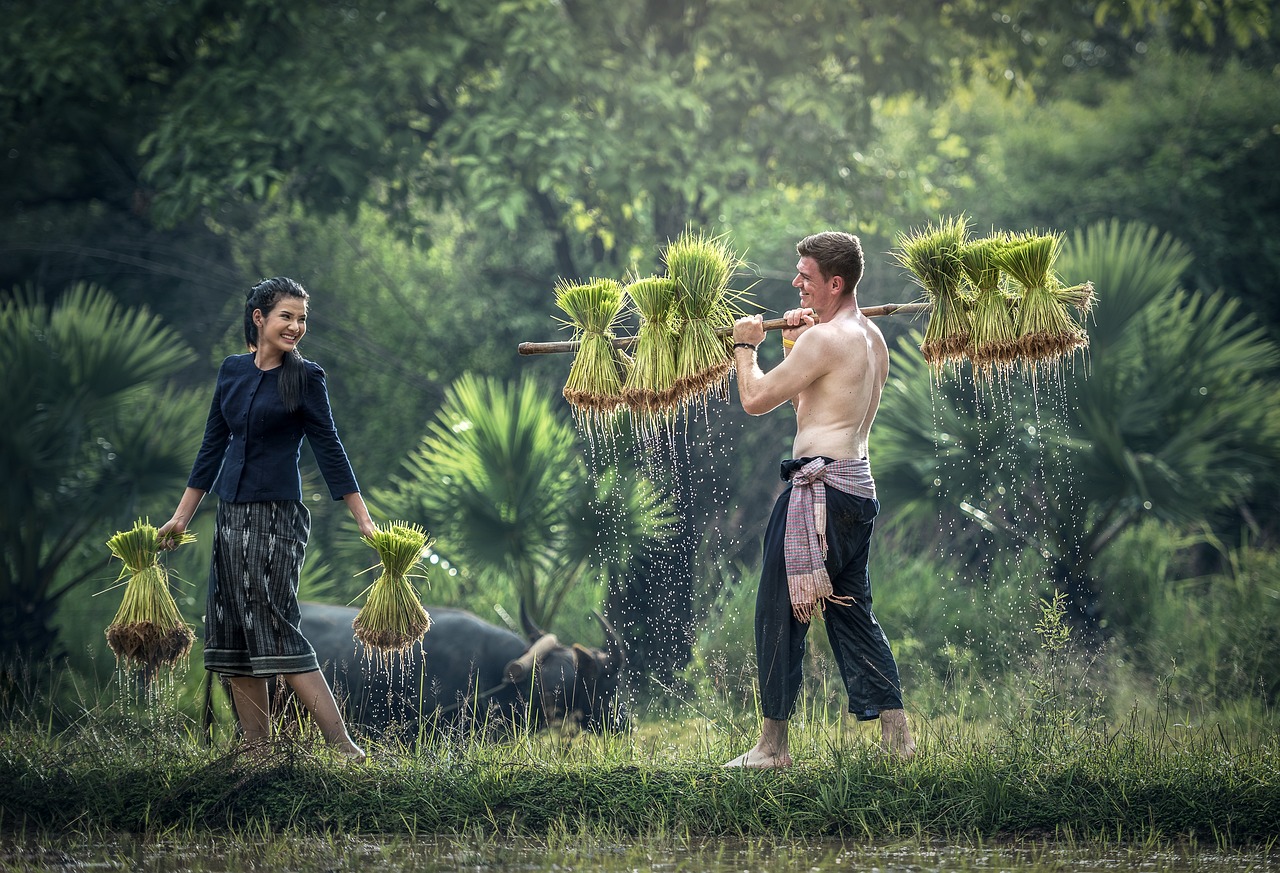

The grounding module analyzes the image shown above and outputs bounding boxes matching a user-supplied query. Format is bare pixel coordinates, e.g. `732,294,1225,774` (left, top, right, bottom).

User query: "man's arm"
732,315,829,415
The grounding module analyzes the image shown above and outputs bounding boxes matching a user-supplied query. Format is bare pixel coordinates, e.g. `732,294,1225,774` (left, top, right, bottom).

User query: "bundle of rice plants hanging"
665,229,746,408
892,216,973,372
994,232,1088,366
1054,279,1097,318
958,235,1019,381
103,519,196,670
555,277,628,431
620,275,679,419
353,521,433,658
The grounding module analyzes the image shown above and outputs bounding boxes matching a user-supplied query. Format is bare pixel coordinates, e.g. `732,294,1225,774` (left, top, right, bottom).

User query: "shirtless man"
724,231,915,768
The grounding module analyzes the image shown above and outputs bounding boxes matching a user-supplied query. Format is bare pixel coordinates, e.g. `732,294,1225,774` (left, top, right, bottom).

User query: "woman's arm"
157,487,207,548
343,492,377,539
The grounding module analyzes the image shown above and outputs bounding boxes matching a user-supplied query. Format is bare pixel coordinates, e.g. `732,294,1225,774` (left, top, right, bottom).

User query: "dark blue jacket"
188,353,360,503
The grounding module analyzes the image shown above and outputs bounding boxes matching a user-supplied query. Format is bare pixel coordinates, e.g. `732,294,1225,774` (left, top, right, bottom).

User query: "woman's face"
254,294,308,357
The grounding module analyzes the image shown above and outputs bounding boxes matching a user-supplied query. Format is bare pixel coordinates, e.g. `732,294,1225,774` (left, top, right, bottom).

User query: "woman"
159,277,373,762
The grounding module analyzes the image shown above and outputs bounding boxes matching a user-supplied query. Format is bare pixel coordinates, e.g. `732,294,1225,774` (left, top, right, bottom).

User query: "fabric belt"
782,456,876,623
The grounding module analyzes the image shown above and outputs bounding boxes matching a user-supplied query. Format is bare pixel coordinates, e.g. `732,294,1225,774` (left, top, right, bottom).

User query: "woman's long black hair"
244,277,309,413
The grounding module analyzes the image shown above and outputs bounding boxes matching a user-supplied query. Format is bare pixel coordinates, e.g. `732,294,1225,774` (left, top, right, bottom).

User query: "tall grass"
3,603,1277,843
6,517,1277,844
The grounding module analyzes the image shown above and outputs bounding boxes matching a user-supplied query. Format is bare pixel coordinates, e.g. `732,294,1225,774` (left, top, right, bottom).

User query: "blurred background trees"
2,0,1277,719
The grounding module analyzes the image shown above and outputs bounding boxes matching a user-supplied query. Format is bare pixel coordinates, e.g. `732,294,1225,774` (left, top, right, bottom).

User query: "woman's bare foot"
334,740,367,764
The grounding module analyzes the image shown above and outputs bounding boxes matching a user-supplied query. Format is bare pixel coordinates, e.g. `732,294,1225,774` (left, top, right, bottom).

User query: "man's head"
796,232,864,295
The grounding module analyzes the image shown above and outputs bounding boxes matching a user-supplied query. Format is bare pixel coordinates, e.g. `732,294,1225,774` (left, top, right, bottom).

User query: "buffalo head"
504,601,627,733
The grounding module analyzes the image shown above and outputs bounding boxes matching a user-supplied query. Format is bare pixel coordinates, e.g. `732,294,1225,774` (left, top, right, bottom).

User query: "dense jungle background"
3,0,1278,731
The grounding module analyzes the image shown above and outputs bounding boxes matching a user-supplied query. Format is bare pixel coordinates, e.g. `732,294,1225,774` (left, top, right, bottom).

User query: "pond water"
3,834,1277,872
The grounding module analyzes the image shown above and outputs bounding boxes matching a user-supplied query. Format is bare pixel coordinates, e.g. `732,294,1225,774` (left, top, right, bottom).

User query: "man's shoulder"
813,311,882,348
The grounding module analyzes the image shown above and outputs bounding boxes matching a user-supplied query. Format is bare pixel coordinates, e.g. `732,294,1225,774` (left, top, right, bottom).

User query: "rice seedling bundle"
994,232,1089,365
353,521,433,656
555,277,628,429
892,216,973,371
958,236,1019,380
103,519,196,670
665,229,746,407
620,275,679,416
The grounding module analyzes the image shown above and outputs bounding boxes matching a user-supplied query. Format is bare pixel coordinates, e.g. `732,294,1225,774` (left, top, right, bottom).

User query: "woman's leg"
227,676,272,742
285,670,365,761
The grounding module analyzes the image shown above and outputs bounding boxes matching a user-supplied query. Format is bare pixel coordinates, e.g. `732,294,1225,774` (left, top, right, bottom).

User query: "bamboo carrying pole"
517,301,932,355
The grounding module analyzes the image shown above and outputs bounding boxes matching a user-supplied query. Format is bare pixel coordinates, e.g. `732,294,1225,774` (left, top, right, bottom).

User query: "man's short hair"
796,231,865,292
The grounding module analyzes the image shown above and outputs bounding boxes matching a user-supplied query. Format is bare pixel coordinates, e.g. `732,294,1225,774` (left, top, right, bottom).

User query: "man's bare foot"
723,747,792,769
725,717,792,768
879,708,916,760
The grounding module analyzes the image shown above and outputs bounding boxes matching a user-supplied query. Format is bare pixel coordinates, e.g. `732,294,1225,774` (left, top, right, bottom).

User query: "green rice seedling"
1054,279,1097,318
103,519,196,670
892,216,973,373
994,232,1089,369
353,521,433,659
620,275,679,422
958,235,1019,382
555,277,628,432
665,229,747,410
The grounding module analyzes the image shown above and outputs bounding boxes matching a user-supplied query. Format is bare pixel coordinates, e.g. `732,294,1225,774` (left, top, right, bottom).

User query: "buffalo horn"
592,610,627,672
519,598,549,641
504,633,561,684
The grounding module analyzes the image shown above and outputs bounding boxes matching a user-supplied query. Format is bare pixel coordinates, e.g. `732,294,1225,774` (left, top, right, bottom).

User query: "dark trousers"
755,480,904,721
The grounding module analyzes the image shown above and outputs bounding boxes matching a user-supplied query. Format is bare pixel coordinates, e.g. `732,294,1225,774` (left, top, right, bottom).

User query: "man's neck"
816,292,859,323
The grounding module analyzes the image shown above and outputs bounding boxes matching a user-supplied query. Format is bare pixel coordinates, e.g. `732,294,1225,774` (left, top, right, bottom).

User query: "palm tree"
1,284,206,663
873,221,1280,635
373,373,677,629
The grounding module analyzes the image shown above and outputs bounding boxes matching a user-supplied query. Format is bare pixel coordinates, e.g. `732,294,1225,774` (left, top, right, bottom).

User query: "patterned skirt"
203,500,320,677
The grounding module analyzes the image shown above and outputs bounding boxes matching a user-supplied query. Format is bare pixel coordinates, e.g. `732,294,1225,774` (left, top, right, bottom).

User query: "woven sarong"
204,500,319,677
784,457,877,623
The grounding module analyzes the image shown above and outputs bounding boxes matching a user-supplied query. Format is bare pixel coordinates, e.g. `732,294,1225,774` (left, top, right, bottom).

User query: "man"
725,231,915,767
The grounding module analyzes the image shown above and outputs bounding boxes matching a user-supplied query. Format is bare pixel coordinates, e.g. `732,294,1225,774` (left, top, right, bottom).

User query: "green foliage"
2,685,1278,843
872,221,1280,630
959,46,1280,338
0,284,206,661
371,374,677,632
1096,520,1280,709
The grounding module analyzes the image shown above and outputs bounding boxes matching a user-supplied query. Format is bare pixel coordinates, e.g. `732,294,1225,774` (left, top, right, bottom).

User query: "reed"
620,275,679,421
994,232,1089,371
958,235,1019,382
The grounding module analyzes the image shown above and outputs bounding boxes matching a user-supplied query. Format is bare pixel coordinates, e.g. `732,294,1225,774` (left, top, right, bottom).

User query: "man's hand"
733,314,766,347
781,307,818,346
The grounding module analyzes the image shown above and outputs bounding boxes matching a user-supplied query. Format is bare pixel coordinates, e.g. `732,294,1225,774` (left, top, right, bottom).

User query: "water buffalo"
297,601,628,741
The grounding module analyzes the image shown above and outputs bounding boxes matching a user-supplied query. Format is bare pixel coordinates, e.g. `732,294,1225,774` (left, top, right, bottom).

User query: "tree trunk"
0,592,61,666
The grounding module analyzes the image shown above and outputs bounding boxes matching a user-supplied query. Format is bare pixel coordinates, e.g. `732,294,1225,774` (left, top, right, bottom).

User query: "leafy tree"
14,0,1255,289
958,47,1280,340
873,221,1280,635
371,374,678,633
0,285,206,662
